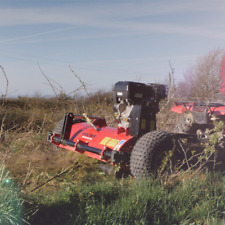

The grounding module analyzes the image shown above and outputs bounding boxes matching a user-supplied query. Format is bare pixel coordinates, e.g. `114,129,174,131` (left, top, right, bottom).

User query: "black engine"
113,81,167,137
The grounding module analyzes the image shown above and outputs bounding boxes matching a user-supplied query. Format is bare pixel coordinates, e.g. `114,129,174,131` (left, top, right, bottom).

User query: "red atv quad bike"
171,100,225,137
48,81,176,178
170,100,225,172
169,56,225,171
172,55,225,138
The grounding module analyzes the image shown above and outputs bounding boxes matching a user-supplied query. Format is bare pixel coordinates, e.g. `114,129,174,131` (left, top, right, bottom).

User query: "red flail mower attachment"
48,81,169,178
48,112,134,164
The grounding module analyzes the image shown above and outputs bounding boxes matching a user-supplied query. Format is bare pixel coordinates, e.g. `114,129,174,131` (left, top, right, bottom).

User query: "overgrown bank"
0,96,225,224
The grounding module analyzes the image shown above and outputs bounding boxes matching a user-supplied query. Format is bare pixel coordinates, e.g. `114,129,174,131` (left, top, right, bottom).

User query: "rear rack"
173,100,225,108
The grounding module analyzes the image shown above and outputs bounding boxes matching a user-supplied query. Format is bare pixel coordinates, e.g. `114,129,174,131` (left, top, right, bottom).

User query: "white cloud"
1,0,225,26
0,0,224,44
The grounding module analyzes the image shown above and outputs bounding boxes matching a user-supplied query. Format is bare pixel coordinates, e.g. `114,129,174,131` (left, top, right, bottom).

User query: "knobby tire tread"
53,119,64,134
130,131,172,178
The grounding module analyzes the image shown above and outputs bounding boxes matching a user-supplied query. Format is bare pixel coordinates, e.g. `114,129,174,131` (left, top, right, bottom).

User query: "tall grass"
25,171,225,225
0,164,23,225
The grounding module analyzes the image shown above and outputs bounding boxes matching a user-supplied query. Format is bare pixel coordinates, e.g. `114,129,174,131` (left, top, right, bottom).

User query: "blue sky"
1,0,225,97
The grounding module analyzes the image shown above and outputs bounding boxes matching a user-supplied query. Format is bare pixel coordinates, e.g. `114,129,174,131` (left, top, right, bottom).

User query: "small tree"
176,49,225,100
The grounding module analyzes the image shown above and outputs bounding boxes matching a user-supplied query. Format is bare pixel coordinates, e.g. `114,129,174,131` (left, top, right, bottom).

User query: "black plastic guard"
192,108,208,124
62,113,74,139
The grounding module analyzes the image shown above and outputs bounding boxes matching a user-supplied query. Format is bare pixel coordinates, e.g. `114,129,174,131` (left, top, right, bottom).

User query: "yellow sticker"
107,139,120,148
150,121,155,131
141,119,146,129
100,137,111,145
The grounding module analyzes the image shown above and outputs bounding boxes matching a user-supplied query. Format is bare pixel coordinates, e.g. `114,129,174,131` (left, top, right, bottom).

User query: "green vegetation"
1,95,225,224
0,164,23,225
24,172,225,225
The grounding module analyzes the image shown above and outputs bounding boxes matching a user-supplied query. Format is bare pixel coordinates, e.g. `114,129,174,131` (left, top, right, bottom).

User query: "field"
1,94,225,225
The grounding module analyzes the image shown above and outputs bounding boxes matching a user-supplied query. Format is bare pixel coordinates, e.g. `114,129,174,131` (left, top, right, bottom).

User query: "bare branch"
31,161,80,192
48,78,64,95
38,63,58,98
69,65,89,97
178,139,190,169
0,65,9,103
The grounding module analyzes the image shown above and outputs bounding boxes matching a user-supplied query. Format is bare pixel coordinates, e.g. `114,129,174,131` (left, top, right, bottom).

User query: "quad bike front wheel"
173,113,195,133
130,131,174,178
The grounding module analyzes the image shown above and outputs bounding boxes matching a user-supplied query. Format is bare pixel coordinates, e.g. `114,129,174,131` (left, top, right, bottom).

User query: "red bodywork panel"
172,55,225,117
171,102,225,116
171,104,193,114
51,117,135,164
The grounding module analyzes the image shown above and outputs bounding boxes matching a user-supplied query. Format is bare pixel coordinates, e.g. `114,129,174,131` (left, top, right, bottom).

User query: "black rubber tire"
130,131,173,178
50,118,64,151
52,118,64,135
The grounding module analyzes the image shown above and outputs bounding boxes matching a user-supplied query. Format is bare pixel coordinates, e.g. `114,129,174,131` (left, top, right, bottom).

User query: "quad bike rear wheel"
130,131,174,178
